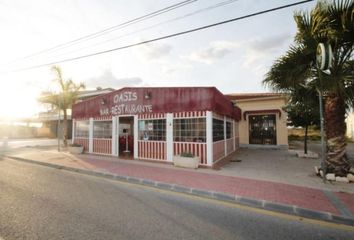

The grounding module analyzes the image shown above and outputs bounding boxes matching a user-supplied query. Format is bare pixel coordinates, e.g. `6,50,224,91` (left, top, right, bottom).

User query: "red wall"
73,87,241,120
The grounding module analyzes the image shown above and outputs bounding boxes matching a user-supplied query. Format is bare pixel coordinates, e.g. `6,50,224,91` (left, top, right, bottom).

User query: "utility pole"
317,85,326,183
57,94,61,152
316,42,333,183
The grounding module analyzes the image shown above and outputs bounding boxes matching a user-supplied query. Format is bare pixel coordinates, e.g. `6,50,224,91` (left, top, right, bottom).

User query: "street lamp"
57,94,62,152
316,42,333,183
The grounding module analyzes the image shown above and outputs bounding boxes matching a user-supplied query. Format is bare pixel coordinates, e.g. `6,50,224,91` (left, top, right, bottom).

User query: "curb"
6,155,354,227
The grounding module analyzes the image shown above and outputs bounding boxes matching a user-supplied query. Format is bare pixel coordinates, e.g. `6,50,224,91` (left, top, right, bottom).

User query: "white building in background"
346,109,354,140
38,87,115,138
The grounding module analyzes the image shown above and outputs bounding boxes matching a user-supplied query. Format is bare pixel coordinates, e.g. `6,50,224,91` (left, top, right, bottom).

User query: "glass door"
118,116,134,157
249,114,276,145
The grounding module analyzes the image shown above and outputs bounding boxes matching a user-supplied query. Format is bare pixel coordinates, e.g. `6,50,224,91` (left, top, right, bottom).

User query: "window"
76,121,89,138
139,119,166,141
226,121,233,139
93,121,112,139
173,118,206,142
213,118,224,142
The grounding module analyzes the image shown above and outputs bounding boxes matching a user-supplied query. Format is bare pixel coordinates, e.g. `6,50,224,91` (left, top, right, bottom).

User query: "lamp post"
57,94,62,152
316,43,333,182
317,83,326,182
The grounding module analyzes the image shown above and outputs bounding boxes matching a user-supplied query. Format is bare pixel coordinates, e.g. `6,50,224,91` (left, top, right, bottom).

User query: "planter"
173,155,200,169
68,146,84,154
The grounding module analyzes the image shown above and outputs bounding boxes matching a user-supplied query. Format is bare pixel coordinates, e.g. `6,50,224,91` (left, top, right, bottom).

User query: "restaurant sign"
100,91,153,116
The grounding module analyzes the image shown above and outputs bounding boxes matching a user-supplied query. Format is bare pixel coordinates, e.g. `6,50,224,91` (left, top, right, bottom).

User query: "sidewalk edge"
6,155,354,227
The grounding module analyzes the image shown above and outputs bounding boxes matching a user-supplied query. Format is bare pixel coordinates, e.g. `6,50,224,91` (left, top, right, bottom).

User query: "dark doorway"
249,114,277,145
118,116,134,158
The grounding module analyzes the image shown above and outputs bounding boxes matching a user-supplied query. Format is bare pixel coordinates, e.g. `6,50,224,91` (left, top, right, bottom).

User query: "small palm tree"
40,66,85,147
264,0,354,176
285,86,320,154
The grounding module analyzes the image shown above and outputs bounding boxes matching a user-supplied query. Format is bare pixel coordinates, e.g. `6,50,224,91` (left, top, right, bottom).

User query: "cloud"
86,69,143,89
135,41,172,61
161,62,193,75
184,41,240,64
248,33,291,52
241,33,292,69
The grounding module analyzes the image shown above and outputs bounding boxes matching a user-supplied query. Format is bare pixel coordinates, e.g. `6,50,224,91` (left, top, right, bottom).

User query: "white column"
112,117,118,156
166,113,173,162
89,117,94,153
134,115,138,159
233,120,236,151
71,119,75,144
224,116,227,156
117,117,120,155
206,111,213,166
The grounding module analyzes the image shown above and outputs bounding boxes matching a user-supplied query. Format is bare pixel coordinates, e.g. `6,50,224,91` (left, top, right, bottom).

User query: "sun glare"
0,84,41,119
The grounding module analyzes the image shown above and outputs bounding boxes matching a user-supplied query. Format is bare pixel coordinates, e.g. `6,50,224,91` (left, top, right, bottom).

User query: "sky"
0,0,318,119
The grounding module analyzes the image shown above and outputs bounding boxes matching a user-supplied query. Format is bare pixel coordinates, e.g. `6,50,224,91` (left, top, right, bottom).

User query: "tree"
39,66,85,147
263,0,354,176
285,86,320,154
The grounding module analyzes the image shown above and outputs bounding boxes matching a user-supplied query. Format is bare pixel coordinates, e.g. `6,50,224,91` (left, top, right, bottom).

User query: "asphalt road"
0,159,353,240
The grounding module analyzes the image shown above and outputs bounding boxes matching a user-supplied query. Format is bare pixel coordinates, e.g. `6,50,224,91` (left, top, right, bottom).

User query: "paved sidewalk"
220,147,354,194
4,147,354,226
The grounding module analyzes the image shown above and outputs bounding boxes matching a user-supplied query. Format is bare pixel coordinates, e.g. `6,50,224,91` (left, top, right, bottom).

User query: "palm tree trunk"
63,109,68,147
325,93,351,176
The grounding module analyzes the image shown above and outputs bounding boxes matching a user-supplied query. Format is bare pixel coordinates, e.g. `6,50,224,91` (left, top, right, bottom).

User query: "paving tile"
7,151,353,219
334,192,354,216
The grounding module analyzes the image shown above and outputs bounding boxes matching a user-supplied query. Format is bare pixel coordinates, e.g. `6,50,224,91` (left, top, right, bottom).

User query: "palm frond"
39,65,86,110
263,44,313,91
265,0,354,108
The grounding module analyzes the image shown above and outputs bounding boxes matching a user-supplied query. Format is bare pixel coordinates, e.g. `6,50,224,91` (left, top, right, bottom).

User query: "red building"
72,87,241,168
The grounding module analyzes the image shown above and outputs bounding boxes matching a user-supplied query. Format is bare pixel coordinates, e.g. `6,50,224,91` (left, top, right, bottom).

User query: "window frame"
93,120,112,139
212,118,224,142
138,119,166,141
226,121,233,139
75,120,90,138
173,117,206,143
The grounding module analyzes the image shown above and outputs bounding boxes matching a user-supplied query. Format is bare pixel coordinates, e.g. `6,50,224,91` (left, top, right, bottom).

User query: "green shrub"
70,143,82,147
180,152,194,158
288,134,321,141
288,134,302,141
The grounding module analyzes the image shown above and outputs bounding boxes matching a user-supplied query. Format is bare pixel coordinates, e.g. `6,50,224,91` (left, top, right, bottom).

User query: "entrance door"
249,114,276,145
118,116,134,158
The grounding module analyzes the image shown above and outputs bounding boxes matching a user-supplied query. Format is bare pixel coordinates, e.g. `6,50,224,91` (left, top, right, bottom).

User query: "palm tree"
285,86,320,155
263,0,354,176
40,66,85,147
